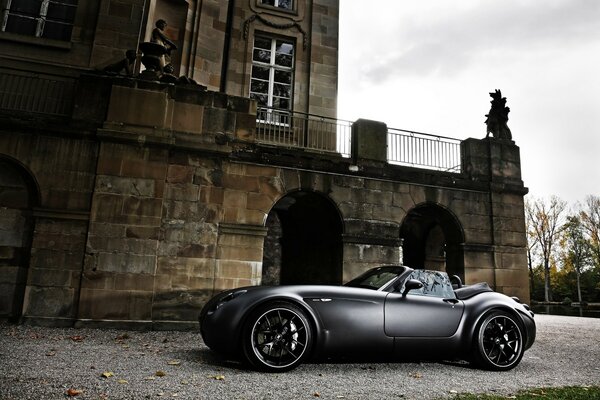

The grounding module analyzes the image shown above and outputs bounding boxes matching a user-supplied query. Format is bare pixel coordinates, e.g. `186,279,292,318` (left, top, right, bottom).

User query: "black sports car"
199,266,536,372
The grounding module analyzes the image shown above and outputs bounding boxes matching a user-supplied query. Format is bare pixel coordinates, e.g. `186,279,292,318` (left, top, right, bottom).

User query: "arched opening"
400,203,465,279
0,157,38,321
262,191,343,285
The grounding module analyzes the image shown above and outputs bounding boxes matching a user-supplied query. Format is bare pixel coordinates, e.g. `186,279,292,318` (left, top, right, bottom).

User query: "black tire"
473,310,525,371
242,301,312,372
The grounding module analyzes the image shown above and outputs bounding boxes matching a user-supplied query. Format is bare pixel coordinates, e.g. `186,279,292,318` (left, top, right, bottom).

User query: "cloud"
348,1,600,82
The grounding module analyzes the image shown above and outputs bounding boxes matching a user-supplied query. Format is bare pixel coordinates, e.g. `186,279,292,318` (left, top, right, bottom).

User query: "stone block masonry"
0,74,529,328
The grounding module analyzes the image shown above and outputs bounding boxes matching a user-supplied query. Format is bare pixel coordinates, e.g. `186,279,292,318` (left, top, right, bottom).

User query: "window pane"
253,49,271,64
402,270,455,299
277,0,293,10
9,0,42,16
276,41,293,56
261,0,275,6
250,79,269,94
41,21,73,40
274,70,291,84
275,53,292,67
254,37,272,50
273,98,290,110
250,93,268,107
4,15,38,36
46,3,77,22
273,83,290,98
252,66,270,80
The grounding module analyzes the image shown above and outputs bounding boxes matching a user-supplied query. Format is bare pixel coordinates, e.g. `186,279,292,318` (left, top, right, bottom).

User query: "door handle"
443,298,459,304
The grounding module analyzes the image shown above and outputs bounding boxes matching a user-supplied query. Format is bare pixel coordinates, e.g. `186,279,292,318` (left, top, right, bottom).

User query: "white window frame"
250,36,295,111
0,0,77,40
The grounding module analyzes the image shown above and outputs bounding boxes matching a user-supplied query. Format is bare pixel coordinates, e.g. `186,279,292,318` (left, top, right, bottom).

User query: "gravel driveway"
0,314,599,400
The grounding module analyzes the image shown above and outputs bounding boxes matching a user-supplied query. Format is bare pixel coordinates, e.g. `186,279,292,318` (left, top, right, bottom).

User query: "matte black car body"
199,266,536,371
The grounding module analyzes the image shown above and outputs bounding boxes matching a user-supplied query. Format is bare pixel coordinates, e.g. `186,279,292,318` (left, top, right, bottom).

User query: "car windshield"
344,266,405,290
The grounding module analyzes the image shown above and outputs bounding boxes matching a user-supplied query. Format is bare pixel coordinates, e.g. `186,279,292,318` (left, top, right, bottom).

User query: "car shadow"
178,347,477,372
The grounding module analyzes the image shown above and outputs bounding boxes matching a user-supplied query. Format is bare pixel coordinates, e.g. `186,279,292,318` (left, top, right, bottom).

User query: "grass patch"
450,386,600,400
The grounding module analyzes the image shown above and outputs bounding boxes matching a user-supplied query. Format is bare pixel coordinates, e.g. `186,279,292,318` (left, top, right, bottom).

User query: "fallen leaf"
115,333,130,340
167,360,181,366
181,380,189,385
155,370,166,377
66,388,82,397
449,390,458,394
212,375,225,380
313,392,321,398
144,376,156,381
117,379,128,384
101,371,114,378
46,351,56,357
409,372,422,379
70,335,84,342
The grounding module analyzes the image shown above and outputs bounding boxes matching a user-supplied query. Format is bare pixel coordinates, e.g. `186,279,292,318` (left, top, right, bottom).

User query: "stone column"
461,138,530,303
215,223,268,291
351,119,388,166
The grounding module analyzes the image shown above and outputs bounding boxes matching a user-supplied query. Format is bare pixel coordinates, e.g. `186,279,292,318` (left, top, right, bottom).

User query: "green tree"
562,215,592,303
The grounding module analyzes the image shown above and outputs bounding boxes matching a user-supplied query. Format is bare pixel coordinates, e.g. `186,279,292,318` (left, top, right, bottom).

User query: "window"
1,0,78,41
260,0,293,10
250,36,294,111
399,270,456,299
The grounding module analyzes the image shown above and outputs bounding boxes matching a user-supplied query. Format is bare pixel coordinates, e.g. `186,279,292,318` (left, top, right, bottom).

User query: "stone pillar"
215,223,267,291
351,119,388,165
461,137,530,303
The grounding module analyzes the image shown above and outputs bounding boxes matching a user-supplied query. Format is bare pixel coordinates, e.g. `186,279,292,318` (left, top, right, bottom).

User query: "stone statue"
150,19,178,72
102,50,137,75
485,89,512,140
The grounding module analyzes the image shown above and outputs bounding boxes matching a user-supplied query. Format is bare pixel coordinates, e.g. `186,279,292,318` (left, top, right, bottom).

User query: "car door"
384,270,464,337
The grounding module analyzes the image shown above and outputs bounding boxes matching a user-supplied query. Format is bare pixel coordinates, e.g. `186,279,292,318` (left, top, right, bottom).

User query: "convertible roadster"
199,266,536,372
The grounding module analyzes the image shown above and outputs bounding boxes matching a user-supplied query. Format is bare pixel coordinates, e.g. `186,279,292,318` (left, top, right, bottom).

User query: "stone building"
0,1,529,329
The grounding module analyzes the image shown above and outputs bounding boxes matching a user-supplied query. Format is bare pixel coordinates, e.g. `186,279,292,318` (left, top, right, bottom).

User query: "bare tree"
524,199,540,296
526,196,567,302
580,195,600,269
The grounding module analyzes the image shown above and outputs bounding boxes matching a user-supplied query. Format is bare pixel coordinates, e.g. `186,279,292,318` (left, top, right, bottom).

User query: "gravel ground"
0,314,599,400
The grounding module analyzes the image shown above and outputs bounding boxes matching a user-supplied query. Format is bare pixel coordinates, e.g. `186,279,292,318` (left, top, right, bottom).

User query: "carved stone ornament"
244,13,308,49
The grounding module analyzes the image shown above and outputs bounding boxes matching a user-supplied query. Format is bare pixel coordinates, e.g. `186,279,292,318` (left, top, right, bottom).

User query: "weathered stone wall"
0,74,530,327
0,133,97,325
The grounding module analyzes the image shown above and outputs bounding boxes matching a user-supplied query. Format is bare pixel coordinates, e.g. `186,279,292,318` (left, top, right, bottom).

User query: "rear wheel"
473,310,524,370
242,301,312,372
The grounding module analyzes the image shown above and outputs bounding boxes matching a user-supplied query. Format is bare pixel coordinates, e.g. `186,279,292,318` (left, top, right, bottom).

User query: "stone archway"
400,203,465,279
262,191,343,285
0,157,38,320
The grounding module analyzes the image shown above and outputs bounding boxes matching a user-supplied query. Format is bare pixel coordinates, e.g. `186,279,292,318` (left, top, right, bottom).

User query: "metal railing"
256,107,352,157
0,70,75,116
387,128,462,173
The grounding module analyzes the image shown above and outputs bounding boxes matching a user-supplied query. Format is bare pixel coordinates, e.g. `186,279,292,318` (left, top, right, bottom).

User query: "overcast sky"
338,1,600,204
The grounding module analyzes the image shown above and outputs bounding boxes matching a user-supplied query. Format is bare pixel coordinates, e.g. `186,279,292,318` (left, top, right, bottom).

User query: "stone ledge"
218,223,268,237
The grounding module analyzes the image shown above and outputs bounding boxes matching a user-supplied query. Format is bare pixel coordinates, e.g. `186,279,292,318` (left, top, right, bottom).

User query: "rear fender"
460,293,532,351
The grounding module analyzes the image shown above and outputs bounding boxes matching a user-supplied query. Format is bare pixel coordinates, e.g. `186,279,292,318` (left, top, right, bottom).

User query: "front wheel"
473,310,524,371
242,301,312,372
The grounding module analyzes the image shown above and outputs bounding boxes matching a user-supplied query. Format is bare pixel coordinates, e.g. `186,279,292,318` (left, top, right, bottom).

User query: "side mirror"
402,279,423,297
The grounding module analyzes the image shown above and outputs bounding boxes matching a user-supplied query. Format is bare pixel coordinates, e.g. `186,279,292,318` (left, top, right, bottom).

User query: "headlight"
207,289,247,315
